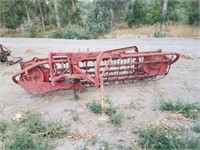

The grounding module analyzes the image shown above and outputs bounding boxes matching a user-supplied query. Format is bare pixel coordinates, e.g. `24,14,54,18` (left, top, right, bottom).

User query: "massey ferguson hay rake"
12,46,179,94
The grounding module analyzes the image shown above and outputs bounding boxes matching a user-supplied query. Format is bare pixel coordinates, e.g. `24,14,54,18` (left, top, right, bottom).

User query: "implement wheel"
21,66,44,82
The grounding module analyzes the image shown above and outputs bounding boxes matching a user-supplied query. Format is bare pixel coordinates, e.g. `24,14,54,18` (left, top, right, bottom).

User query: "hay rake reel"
12,46,179,94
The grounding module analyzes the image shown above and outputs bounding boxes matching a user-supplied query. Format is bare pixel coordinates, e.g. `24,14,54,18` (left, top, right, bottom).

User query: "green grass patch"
0,120,7,133
160,100,200,120
87,100,124,125
109,111,124,126
71,114,80,122
87,101,102,114
191,123,200,133
138,124,196,149
24,111,69,138
105,105,117,117
1,111,69,150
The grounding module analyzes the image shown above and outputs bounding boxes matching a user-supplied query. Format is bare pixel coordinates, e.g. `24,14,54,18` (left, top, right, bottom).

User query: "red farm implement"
12,46,179,95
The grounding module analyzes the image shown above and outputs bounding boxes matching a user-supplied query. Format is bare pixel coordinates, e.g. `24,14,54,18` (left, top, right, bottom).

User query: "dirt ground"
0,37,200,149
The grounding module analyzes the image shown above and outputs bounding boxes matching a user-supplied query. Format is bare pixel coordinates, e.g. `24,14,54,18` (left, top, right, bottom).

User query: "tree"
3,0,26,30
59,0,82,26
37,0,46,30
125,0,147,27
186,0,200,26
85,0,111,35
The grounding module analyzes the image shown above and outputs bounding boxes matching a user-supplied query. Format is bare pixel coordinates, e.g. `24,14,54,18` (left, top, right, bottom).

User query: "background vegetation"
0,0,199,38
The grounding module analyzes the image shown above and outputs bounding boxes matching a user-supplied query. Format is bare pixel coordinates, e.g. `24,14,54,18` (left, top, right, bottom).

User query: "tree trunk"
160,0,168,32
71,0,75,11
54,0,61,30
23,0,31,23
109,0,114,27
199,0,200,26
37,0,45,31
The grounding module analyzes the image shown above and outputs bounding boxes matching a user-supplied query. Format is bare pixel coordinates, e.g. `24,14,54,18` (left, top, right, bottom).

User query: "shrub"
51,30,63,39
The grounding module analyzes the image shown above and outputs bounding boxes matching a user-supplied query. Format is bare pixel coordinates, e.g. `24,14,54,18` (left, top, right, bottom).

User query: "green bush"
27,25,39,38
51,30,63,39
51,29,89,39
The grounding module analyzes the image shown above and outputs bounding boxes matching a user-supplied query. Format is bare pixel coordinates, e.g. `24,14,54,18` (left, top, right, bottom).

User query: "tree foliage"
84,0,111,35
0,0,199,35
2,0,26,30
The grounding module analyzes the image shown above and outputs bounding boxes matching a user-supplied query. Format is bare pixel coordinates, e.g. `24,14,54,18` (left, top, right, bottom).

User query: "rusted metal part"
12,46,179,94
0,44,23,65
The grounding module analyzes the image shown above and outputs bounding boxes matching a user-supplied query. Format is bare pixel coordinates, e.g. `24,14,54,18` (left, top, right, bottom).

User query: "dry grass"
108,24,200,38
1,24,199,38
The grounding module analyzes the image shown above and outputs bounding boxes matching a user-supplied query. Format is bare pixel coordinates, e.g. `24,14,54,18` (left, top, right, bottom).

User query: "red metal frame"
12,46,179,94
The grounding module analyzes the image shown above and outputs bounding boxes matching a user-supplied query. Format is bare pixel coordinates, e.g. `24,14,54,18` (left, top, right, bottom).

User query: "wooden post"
100,78,105,113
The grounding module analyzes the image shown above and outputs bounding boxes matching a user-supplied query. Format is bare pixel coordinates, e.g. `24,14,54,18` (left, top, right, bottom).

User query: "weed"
87,101,102,114
4,129,34,150
24,111,69,138
105,96,113,105
188,136,200,149
72,114,80,122
87,99,125,125
191,123,200,133
105,105,117,117
32,138,54,150
99,141,109,150
44,121,69,138
160,100,200,120
24,111,44,133
1,111,69,150
138,125,188,149
0,120,7,133
4,129,53,150
109,111,124,126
